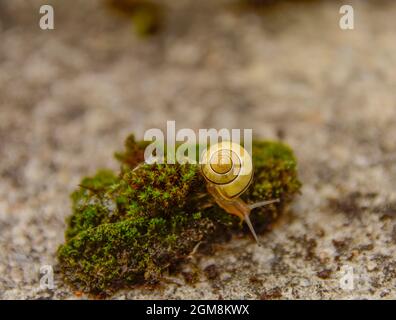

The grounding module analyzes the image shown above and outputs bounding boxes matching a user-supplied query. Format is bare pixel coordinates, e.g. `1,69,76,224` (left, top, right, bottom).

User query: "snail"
200,141,279,245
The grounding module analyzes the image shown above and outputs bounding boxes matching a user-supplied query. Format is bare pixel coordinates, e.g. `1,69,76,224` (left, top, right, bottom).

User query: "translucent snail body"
200,141,279,245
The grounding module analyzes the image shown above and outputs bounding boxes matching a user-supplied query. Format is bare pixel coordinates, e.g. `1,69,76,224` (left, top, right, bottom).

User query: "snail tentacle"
242,213,261,247
248,199,280,210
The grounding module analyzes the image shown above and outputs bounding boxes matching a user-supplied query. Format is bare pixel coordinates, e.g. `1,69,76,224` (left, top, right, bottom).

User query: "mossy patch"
57,135,301,296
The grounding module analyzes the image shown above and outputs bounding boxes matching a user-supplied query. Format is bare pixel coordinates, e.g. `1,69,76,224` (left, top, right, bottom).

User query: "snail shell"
200,141,253,199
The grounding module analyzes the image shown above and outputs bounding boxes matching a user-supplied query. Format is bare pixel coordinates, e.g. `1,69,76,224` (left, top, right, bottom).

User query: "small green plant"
57,135,301,296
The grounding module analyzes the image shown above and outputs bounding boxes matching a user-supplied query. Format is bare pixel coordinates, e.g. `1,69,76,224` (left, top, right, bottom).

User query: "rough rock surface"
1,0,395,299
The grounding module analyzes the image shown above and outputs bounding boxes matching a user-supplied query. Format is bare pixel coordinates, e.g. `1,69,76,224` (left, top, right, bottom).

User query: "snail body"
200,141,279,245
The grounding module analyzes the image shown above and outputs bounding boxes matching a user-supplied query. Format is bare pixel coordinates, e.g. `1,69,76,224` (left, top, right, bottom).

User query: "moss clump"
57,135,301,296
105,0,163,36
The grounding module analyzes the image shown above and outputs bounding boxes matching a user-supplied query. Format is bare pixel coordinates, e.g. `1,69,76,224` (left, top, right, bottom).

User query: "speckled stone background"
1,0,396,299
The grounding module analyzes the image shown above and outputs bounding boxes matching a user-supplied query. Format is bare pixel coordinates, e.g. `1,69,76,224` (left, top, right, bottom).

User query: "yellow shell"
200,141,253,199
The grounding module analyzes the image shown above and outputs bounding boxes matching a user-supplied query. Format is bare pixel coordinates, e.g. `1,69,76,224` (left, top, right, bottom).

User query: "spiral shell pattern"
200,141,253,199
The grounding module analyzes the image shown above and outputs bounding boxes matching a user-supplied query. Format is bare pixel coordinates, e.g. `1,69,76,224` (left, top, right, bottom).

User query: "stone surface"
1,0,396,299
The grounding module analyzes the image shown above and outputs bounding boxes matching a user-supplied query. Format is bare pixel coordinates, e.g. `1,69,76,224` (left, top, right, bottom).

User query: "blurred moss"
58,134,301,296
105,0,163,36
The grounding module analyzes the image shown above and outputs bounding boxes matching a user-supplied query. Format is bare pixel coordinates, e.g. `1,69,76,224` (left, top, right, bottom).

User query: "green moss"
105,0,163,36
66,170,119,239
57,134,301,296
